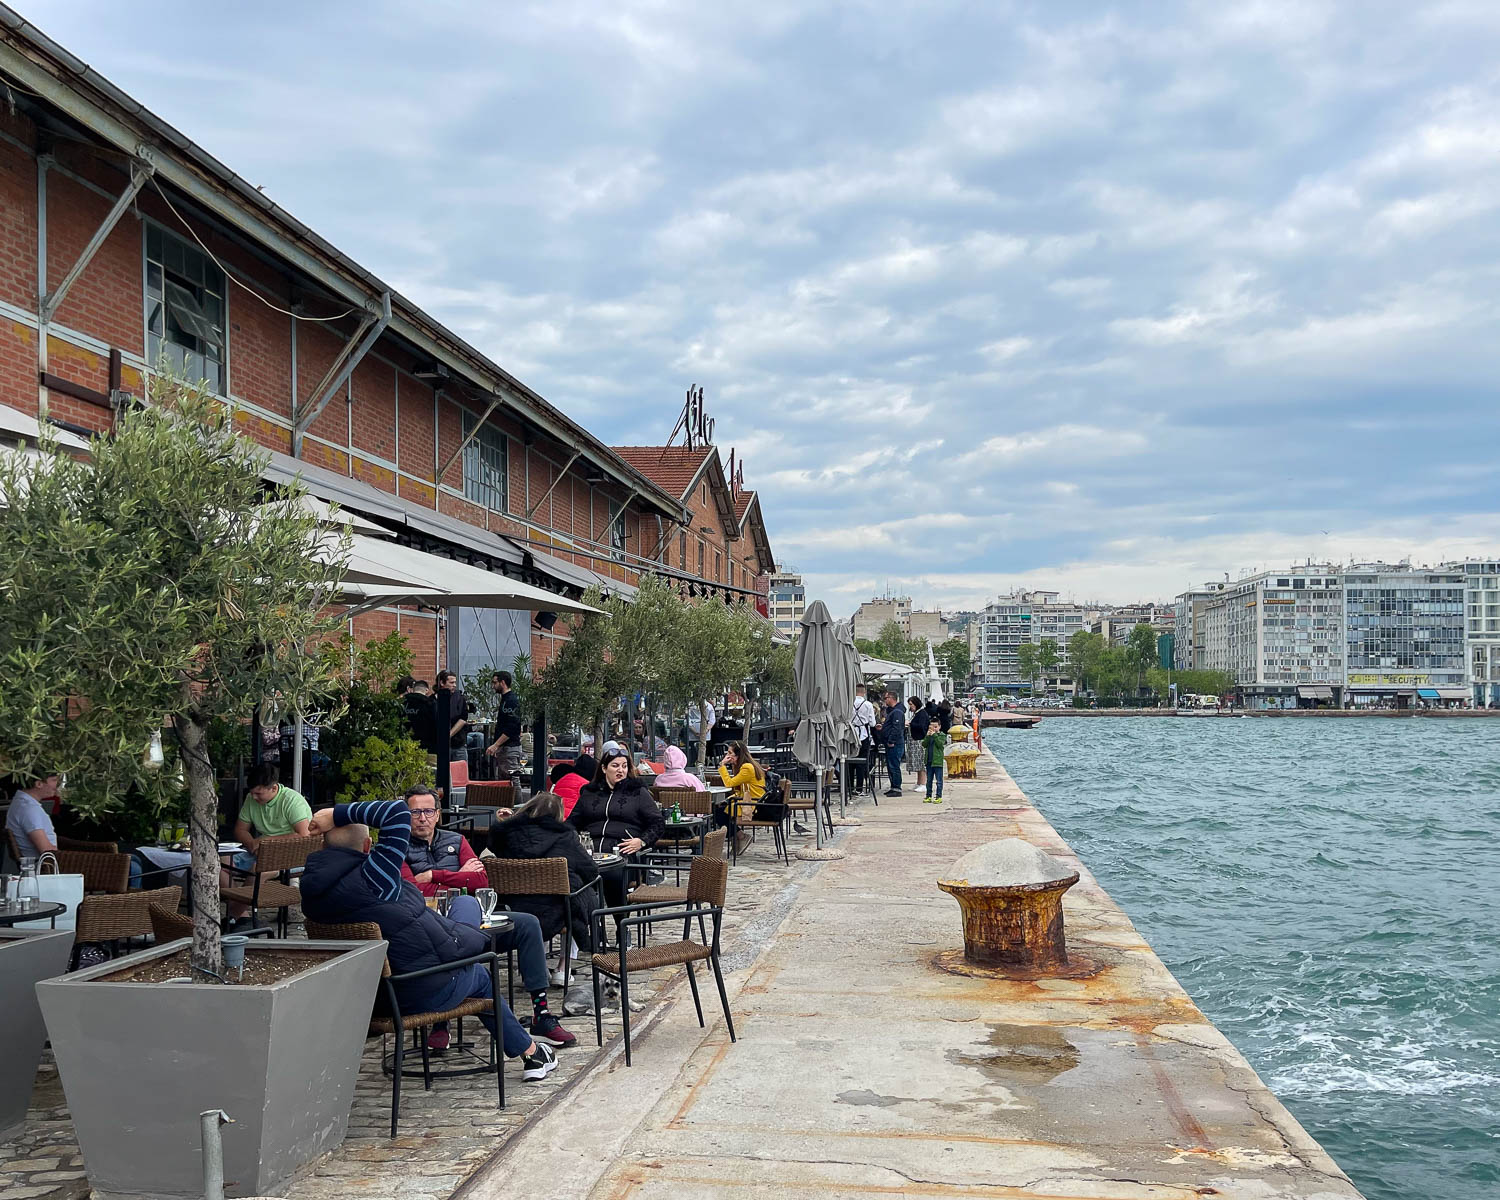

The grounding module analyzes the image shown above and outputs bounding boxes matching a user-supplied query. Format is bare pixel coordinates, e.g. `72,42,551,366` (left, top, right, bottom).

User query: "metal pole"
814,773,824,849
291,713,304,794
200,1109,233,1200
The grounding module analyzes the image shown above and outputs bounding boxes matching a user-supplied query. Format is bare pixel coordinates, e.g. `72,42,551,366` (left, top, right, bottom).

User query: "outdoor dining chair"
651,787,713,853
589,855,735,1066
306,919,504,1136
220,832,322,936
464,779,515,813
72,884,182,968
738,779,792,864
626,827,727,944
484,856,601,988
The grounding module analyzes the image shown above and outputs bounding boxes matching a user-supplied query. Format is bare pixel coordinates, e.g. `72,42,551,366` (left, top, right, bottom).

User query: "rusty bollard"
937,839,1080,968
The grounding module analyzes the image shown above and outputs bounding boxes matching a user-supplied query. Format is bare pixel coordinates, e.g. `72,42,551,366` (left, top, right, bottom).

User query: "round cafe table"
662,813,707,854
0,900,67,928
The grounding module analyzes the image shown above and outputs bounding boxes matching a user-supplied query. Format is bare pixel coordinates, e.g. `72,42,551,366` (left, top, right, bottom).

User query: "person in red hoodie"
548,754,597,819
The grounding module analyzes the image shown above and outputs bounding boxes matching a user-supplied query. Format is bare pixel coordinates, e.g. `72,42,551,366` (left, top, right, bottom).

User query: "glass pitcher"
17,860,40,907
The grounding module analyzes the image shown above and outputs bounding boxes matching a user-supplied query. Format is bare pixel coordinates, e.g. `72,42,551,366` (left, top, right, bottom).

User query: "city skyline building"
852,595,912,640
979,590,1088,690
767,565,806,639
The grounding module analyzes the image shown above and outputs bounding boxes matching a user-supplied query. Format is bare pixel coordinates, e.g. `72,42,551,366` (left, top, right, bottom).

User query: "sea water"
984,717,1499,1200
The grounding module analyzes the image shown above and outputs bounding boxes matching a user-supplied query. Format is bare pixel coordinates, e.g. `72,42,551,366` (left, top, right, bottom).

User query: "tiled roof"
732,489,756,527
612,446,713,500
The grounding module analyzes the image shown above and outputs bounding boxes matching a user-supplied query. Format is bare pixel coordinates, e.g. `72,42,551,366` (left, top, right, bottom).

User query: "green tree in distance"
1067,630,1106,693
933,637,971,683
0,373,348,976
854,620,927,669
1015,642,1040,694
1035,638,1061,690
1126,623,1159,694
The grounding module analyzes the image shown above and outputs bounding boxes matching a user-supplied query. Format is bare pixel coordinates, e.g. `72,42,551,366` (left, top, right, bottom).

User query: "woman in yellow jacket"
715,741,765,840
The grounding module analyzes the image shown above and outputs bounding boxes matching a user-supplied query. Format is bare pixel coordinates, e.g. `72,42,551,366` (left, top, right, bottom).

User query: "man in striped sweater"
301,799,557,1081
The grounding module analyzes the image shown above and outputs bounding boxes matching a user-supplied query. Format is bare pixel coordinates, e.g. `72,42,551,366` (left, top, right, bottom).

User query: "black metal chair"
589,856,735,1066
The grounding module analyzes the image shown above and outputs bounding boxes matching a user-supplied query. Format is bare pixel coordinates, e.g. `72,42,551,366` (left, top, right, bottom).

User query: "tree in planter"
660,597,754,773
0,373,348,976
1015,643,1040,695
530,587,617,751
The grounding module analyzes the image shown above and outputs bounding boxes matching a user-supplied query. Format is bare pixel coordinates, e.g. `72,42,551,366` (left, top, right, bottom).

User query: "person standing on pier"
879,690,906,797
851,684,876,792
907,697,932,793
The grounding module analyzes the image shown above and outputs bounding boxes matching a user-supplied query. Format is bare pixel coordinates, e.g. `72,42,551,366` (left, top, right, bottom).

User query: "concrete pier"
464,749,1364,1200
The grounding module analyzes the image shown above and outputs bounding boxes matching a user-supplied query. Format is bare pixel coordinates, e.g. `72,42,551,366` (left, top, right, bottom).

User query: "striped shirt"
333,800,412,903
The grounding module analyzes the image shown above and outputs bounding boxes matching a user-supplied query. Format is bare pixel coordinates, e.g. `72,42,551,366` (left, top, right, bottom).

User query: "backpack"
753,769,787,822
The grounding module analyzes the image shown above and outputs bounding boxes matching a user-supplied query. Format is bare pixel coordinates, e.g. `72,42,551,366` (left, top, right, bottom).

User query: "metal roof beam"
435,393,503,485
40,156,151,322
292,291,390,446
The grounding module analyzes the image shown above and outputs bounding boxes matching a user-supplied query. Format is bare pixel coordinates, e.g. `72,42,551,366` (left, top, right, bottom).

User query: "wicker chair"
651,787,712,850
73,885,182,968
58,835,120,853
589,856,735,1066
57,849,132,895
484,856,601,987
627,828,727,943
150,900,273,946
306,919,504,1136
464,779,515,812
220,833,322,936
786,778,835,839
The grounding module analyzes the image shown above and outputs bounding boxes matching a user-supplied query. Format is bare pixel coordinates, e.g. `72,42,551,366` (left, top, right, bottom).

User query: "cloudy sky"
27,1,1500,612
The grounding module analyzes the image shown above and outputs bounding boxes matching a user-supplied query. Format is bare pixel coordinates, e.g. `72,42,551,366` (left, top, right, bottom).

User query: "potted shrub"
0,928,73,1143
0,373,383,1197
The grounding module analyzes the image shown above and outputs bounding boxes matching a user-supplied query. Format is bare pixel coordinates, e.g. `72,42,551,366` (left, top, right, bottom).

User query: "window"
679,531,687,569
146,224,226,393
461,411,507,511
715,550,722,582
698,540,706,578
729,561,735,587
608,500,626,561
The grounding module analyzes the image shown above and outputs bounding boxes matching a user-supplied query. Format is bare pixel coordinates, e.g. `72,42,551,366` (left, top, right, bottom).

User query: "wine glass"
476,888,498,923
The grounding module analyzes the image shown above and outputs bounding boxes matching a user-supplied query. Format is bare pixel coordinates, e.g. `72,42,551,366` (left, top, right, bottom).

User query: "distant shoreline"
989,707,1500,719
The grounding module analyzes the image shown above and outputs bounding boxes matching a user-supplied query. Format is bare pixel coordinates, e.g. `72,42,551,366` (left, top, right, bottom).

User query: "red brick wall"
0,117,37,316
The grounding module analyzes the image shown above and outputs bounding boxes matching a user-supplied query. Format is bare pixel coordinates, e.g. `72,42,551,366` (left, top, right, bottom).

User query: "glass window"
679,531,687,569
461,411,507,512
698,540,705,577
145,224,225,393
608,501,626,560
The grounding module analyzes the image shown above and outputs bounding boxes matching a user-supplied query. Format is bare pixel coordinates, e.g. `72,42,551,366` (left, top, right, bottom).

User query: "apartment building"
1172,585,1226,670
852,596,911,640
767,566,806,639
1451,560,1500,706
979,590,1088,690
1201,569,1346,709
1094,603,1173,647
1343,564,1467,708
908,610,949,645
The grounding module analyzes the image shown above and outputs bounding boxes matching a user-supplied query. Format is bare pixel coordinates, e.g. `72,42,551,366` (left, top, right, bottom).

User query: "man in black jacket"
878,690,906,797
301,799,558,1081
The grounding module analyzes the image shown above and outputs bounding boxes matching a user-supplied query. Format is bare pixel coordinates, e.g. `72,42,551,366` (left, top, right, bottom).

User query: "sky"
22,1,1500,613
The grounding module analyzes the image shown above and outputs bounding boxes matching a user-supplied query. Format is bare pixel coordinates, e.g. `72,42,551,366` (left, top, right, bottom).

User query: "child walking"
922,722,947,802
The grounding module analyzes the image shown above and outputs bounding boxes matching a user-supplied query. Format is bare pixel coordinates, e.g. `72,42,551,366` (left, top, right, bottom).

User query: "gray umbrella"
793,600,848,851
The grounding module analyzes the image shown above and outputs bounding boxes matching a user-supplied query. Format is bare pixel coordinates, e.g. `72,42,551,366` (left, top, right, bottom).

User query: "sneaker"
427,1026,450,1052
550,966,570,987
521,1042,558,1081
531,1013,577,1047
884,789,902,797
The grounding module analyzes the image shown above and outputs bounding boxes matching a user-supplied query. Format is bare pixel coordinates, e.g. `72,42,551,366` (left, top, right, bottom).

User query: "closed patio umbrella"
792,600,849,857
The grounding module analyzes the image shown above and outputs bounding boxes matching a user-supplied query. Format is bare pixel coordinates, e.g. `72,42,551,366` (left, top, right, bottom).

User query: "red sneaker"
531,1013,576,1047
426,1026,450,1052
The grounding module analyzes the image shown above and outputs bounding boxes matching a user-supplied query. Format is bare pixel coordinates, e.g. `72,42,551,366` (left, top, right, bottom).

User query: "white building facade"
1451,560,1500,707
1343,564,1467,708
852,596,912,640
979,590,1088,690
1201,568,1346,709
767,566,806,639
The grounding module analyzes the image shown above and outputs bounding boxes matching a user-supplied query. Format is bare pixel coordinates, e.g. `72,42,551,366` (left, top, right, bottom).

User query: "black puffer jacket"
488,813,601,940
567,778,664,850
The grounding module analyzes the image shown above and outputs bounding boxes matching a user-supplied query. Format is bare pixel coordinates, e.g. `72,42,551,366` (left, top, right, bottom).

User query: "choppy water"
984,717,1500,1200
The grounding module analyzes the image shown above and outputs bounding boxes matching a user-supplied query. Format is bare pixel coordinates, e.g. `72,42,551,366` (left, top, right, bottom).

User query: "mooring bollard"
937,838,1080,968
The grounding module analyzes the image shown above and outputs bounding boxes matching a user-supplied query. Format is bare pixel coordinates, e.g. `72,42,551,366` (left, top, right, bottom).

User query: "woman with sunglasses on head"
566,748,664,911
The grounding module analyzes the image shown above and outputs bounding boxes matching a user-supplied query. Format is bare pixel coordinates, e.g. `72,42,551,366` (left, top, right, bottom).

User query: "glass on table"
435,887,454,917
475,887,498,922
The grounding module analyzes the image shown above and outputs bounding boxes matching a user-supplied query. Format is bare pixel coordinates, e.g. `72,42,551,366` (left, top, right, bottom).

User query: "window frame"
461,410,508,513
143,220,228,396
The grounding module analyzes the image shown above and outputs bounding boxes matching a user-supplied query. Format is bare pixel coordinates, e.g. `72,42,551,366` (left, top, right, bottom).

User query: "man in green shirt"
224,765,312,924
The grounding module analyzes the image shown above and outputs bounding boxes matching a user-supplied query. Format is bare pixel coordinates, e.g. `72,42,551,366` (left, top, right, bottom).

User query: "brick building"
0,14,774,679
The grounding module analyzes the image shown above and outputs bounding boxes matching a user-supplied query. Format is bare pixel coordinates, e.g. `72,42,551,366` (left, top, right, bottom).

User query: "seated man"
399,786,574,1048
300,799,558,1082
6,773,61,862
222,764,312,926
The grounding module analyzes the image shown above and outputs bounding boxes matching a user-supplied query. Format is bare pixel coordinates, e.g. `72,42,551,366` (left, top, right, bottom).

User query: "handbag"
17,852,84,932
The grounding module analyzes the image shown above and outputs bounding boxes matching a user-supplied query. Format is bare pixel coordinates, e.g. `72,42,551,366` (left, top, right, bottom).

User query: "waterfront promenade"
465,751,1363,1200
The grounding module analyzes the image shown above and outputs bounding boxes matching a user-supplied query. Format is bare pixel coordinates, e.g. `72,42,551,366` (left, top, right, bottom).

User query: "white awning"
860,655,913,678
1435,687,1471,701
1296,685,1334,699
526,546,639,600
0,402,90,450
295,495,393,537
342,535,604,614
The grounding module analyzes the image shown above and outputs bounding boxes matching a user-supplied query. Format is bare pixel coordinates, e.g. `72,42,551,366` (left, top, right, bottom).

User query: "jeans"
429,896,532,1057
926,763,944,798
885,744,903,792
486,908,548,995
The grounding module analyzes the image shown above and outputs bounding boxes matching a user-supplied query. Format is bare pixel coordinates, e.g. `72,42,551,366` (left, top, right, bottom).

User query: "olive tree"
660,597,754,772
0,375,348,976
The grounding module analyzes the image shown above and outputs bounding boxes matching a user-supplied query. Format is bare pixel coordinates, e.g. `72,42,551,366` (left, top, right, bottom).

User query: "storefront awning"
1436,688,1471,700
526,546,639,601
1296,685,1334,699
1417,688,1440,700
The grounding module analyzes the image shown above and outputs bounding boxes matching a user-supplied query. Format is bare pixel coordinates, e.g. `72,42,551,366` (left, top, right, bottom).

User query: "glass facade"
1344,573,1465,685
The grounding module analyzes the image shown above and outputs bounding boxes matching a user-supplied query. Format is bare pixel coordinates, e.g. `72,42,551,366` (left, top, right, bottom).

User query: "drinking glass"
476,888,497,923
435,887,453,917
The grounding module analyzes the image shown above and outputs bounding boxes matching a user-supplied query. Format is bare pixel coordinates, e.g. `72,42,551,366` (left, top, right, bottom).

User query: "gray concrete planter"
0,928,75,1143
38,937,385,1199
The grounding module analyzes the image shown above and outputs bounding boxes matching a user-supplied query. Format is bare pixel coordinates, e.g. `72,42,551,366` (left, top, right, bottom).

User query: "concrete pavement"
463,752,1364,1200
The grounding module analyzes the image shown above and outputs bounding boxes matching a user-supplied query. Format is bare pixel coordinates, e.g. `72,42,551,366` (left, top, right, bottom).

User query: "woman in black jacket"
567,748,664,907
489,791,600,956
